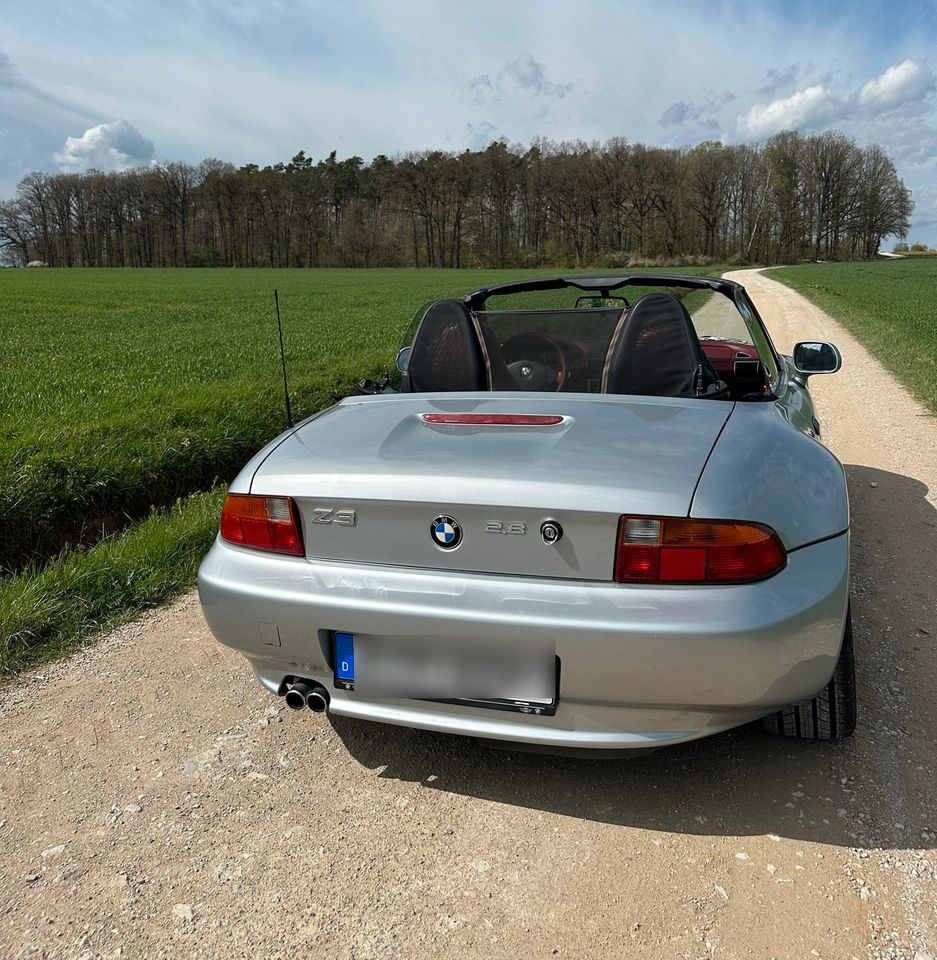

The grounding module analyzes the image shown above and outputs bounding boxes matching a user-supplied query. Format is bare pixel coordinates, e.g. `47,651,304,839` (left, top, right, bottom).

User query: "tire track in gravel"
1,269,936,960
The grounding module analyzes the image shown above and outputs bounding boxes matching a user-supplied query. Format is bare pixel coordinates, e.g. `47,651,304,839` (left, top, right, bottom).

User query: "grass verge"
766,258,937,415
0,489,224,677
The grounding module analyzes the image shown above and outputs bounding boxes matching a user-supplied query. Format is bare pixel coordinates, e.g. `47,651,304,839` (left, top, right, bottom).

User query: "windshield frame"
465,273,736,311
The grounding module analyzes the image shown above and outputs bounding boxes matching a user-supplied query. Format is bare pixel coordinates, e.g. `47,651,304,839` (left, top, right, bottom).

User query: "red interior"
699,340,767,397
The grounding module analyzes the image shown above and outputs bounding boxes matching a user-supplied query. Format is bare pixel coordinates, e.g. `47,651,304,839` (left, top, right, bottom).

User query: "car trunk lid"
250,393,732,580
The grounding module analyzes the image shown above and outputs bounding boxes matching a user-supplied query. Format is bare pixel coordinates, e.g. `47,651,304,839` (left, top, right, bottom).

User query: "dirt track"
2,269,937,959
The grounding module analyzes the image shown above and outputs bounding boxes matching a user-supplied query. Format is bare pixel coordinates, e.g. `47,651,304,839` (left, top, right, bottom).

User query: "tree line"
0,130,913,269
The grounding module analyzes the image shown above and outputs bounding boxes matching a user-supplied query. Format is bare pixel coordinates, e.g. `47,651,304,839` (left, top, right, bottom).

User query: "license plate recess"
331,632,558,716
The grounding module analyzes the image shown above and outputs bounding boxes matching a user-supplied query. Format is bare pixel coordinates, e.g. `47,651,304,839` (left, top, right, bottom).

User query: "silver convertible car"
198,274,855,754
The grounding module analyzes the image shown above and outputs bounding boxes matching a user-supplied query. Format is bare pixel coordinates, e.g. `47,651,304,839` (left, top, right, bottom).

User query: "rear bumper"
197,533,849,750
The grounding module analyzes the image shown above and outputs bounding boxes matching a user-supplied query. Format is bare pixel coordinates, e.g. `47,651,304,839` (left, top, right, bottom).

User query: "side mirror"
792,341,841,376
396,346,411,373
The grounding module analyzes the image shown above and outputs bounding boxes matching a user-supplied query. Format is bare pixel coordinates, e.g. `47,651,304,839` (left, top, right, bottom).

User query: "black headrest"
404,299,518,393
601,293,708,398
406,299,486,392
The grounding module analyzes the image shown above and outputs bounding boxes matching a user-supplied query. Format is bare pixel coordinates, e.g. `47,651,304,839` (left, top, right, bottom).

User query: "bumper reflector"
220,494,304,556
615,516,786,584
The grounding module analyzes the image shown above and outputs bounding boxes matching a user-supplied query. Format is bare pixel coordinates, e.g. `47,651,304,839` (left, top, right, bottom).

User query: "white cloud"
857,59,935,114
739,84,843,138
739,60,936,139
53,119,155,173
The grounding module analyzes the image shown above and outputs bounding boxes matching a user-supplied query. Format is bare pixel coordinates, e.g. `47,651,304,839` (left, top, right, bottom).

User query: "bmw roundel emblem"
430,515,462,549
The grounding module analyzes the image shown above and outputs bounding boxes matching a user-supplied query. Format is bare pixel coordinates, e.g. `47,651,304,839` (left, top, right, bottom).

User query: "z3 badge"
311,507,357,526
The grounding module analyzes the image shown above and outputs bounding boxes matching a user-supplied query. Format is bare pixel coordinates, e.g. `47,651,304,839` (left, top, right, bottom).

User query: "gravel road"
2,270,937,960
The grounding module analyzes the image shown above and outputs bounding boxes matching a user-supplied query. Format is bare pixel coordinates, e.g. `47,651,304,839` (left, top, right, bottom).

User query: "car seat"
601,292,727,399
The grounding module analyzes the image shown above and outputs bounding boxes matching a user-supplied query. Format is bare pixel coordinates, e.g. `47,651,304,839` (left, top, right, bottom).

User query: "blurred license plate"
332,632,557,716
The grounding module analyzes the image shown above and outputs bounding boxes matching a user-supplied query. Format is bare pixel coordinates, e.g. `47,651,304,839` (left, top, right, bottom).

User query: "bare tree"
0,132,913,268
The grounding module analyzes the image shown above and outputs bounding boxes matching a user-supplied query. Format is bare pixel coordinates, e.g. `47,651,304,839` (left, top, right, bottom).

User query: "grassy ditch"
0,489,224,676
766,258,937,415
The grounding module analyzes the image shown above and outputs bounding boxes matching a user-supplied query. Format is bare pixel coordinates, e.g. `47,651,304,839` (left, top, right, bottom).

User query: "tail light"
614,516,785,584
220,494,304,556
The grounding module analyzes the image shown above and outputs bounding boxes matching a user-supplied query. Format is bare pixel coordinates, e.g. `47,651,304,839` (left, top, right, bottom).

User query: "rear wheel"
763,607,857,741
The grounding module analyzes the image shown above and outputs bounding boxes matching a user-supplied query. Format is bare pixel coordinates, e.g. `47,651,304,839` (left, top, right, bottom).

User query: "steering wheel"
502,333,567,391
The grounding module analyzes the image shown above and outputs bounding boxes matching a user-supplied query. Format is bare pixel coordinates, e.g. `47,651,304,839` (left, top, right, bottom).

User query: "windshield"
478,286,755,394
400,280,769,400
478,307,621,393
685,290,753,345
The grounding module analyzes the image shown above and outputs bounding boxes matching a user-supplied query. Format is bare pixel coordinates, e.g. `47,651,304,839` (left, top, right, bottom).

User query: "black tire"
762,606,857,741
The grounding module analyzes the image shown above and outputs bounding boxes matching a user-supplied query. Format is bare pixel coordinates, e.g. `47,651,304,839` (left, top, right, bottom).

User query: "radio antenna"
274,289,293,429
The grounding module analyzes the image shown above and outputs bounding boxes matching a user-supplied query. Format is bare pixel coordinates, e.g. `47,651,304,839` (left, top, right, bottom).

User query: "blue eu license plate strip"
334,632,355,689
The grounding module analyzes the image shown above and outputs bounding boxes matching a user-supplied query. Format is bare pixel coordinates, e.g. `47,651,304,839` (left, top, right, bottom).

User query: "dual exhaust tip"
284,680,330,713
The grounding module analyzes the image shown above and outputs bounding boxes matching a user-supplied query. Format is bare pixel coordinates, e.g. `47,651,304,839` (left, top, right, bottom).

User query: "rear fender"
691,401,848,549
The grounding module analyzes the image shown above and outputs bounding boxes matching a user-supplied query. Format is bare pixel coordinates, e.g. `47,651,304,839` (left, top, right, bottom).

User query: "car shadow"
331,463,936,852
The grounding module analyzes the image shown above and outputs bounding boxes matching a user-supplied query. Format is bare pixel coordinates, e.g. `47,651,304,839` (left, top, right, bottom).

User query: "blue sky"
2,0,936,243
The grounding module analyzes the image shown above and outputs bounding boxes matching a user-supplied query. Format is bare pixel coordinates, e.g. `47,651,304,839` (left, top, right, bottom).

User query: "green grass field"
1,265,721,673
767,258,937,414
0,268,469,570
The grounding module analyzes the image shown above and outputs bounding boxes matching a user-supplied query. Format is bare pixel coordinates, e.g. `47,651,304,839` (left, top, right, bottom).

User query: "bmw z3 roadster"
198,274,856,753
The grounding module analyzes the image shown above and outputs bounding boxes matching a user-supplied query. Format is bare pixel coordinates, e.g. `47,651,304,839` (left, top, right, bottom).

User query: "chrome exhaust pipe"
285,681,312,711
306,685,330,713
